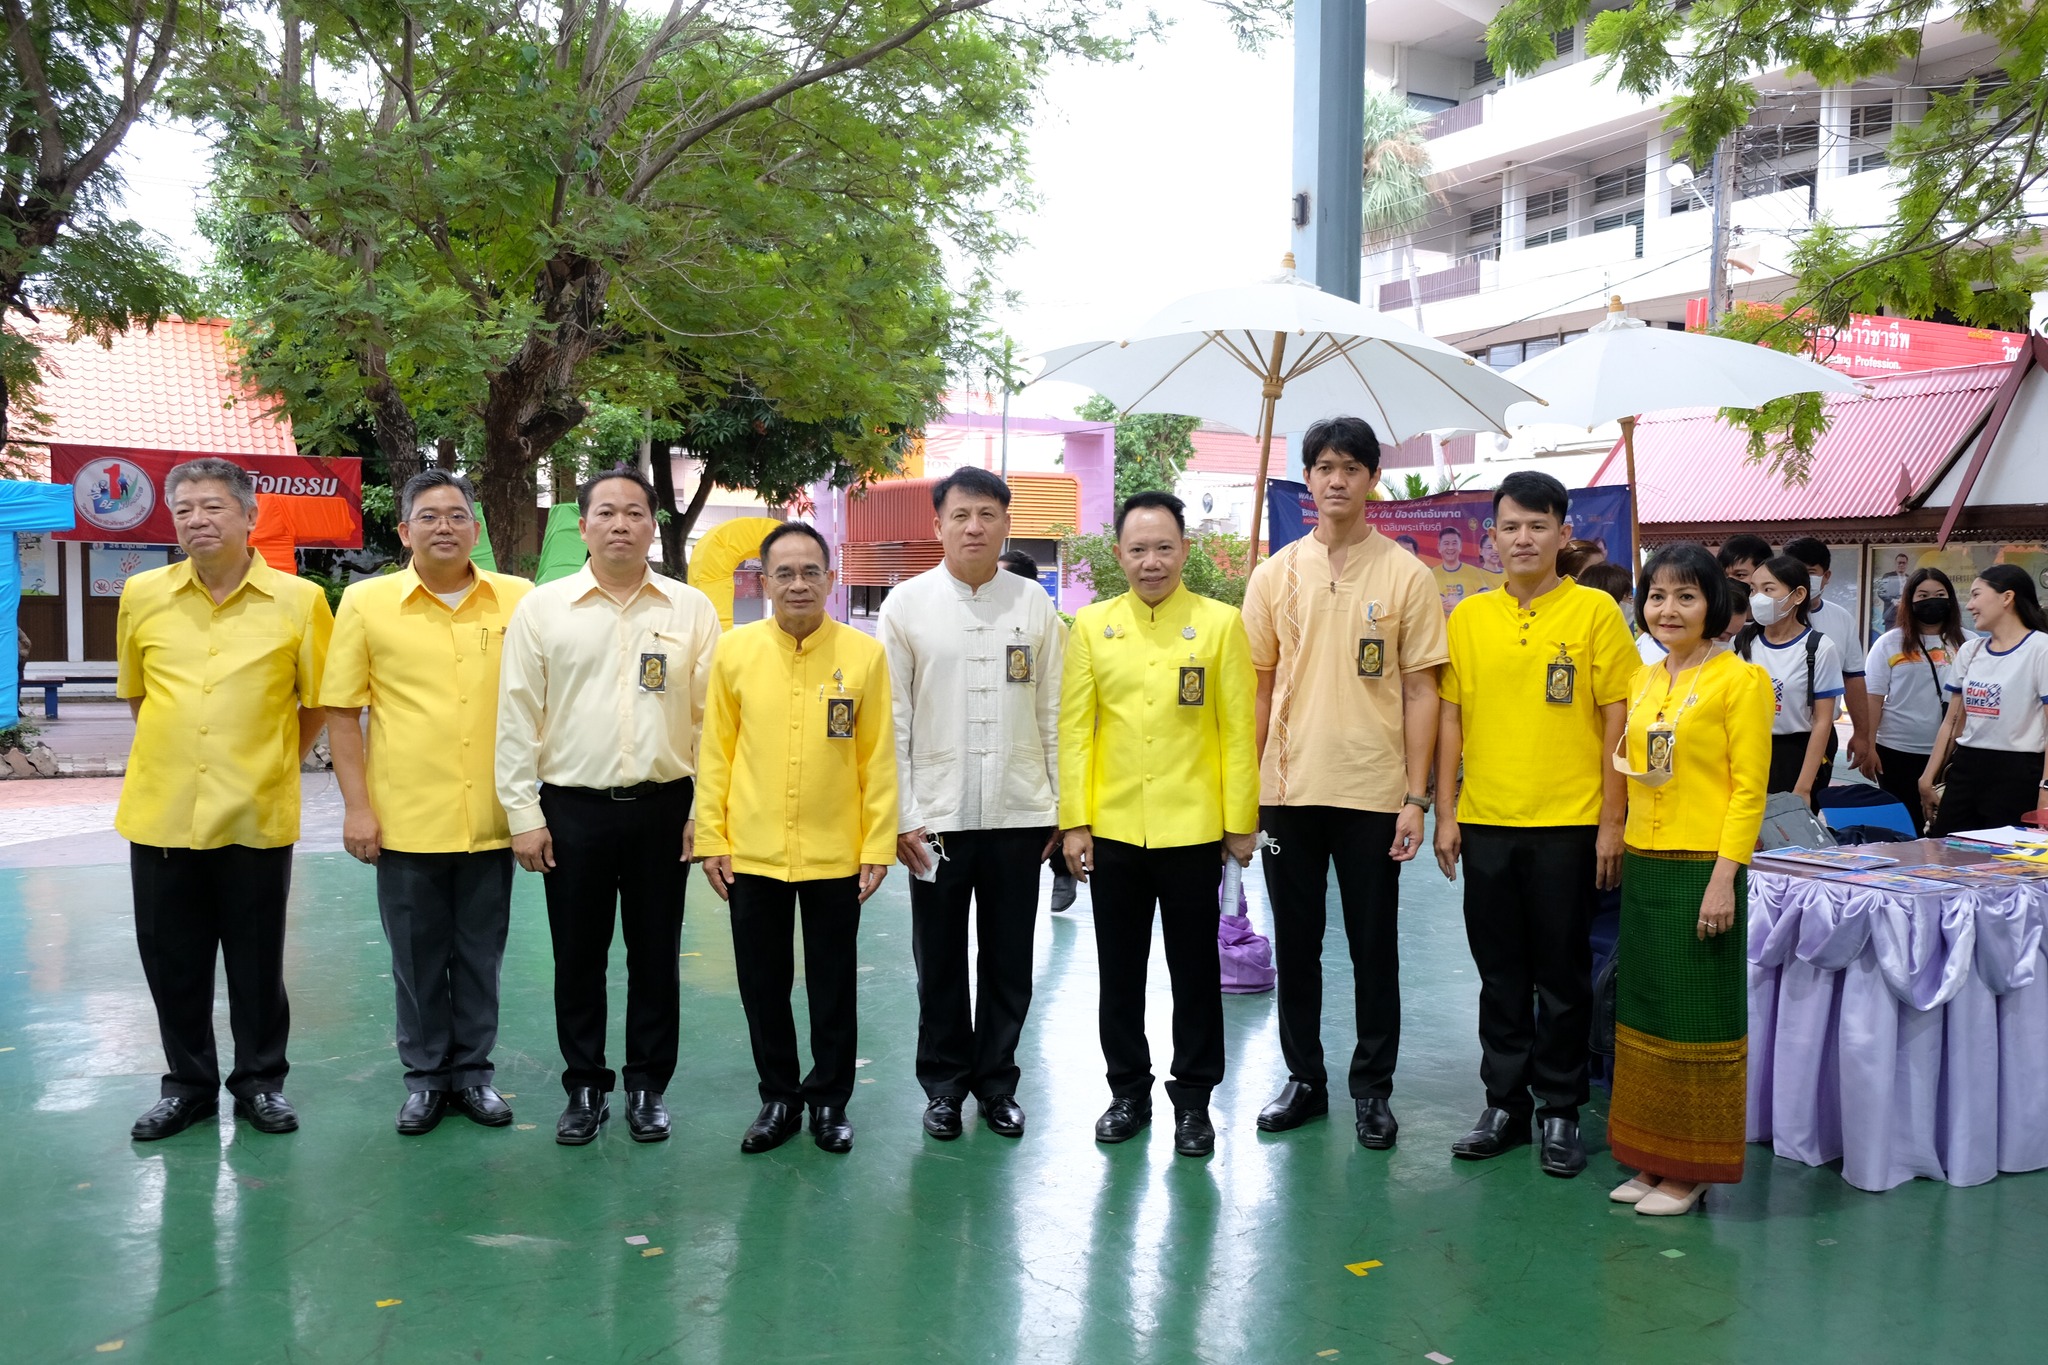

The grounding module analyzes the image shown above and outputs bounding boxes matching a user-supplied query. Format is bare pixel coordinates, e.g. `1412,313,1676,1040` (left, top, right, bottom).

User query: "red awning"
1589,362,2004,525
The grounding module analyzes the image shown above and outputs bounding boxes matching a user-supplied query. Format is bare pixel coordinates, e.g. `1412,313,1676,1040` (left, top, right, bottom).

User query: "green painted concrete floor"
2,845,2043,1364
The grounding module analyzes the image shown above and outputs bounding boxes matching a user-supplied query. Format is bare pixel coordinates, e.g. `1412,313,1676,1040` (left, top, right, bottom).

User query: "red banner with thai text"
48,445,363,547
1684,300,2025,376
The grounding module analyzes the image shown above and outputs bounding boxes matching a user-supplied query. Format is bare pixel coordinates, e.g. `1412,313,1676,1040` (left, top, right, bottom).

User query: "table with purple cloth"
1746,839,2048,1191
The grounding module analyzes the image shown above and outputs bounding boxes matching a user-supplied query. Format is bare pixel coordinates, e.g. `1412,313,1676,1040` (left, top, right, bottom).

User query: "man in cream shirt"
878,467,1065,1142
496,466,719,1147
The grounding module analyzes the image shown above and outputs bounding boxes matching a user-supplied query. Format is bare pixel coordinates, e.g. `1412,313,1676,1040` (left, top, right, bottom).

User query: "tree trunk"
433,436,457,470
653,454,717,580
365,371,423,498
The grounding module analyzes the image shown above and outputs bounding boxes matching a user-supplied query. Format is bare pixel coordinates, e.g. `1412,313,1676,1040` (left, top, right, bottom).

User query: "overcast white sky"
107,14,1294,420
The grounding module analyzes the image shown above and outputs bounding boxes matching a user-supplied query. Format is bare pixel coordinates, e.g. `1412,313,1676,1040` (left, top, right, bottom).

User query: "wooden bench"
20,668,119,720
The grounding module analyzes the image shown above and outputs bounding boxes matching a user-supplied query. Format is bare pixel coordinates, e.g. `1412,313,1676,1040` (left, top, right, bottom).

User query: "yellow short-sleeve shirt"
1439,578,1640,826
116,555,332,850
1621,650,1775,863
319,566,533,853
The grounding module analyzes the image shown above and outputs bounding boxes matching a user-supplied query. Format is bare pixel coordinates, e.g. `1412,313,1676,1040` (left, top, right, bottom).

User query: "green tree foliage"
1,0,192,454
1488,1,2048,478
1361,81,1435,246
189,1,1133,553
1077,393,1199,506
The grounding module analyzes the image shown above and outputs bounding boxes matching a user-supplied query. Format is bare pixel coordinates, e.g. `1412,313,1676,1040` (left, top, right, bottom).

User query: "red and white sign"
48,445,363,547
1685,300,2027,376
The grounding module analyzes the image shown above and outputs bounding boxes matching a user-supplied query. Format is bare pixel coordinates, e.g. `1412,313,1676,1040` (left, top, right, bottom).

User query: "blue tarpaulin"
1,482,78,730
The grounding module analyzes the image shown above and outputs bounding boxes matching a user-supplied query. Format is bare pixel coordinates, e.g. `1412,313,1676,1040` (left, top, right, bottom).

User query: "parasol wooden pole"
1621,413,1642,568
1245,330,1288,578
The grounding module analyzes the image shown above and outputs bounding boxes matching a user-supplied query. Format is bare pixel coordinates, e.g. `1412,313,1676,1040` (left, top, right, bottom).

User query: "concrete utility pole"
1706,134,1737,328
1289,0,1367,303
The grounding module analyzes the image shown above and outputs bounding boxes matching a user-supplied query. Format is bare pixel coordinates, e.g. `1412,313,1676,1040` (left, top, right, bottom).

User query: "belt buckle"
609,785,639,802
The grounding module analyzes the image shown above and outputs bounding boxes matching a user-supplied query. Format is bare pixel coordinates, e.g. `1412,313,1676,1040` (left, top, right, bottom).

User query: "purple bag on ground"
1218,862,1276,994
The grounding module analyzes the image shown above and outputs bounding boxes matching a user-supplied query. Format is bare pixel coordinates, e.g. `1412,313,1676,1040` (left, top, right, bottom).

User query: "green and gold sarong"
1608,847,1748,1184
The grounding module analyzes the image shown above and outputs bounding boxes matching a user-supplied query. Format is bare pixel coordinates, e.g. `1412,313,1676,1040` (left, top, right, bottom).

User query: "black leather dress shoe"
625,1090,670,1143
741,1101,800,1154
131,1095,218,1142
1451,1106,1531,1160
396,1090,447,1136
556,1087,609,1146
1094,1097,1152,1143
1539,1116,1588,1178
810,1104,854,1154
922,1095,964,1140
1354,1097,1398,1150
1256,1081,1329,1132
234,1092,299,1134
1174,1106,1216,1157
451,1084,513,1127
982,1094,1025,1139
1050,871,1077,911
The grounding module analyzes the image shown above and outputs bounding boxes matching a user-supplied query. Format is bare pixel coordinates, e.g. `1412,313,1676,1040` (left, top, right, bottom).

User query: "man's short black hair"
1300,416,1383,475
1115,490,1186,537
399,468,477,522
998,548,1038,579
578,464,659,515
1492,470,1570,523
931,465,1010,512
1782,536,1831,573
1438,525,1461,541
760,520,832,566
1636,542,1733,640
1717,533,1773,571
1396,535,1419,554
1577,560,1632,604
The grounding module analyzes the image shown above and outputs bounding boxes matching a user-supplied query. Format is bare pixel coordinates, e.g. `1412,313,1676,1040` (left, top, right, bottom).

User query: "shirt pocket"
1001,742,1053,814
911,747,959,816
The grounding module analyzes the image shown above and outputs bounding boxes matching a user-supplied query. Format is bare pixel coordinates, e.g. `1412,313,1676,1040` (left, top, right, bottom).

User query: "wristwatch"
1403,792,1431,813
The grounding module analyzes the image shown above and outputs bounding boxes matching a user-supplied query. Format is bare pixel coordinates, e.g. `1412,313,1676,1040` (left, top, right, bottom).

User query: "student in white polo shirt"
1734,554,1845,810
1862,568,1967,832
1922,565,2048,834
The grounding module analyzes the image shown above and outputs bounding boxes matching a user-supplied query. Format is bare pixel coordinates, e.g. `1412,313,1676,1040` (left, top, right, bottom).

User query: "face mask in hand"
1749,592,1790,627
1910,597,1950,626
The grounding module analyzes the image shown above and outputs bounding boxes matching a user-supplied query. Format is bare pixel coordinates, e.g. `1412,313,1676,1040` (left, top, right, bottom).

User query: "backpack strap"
1805,629,1821,706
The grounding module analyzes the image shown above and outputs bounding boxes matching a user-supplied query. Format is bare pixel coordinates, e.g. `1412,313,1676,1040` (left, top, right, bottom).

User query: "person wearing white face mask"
1607,544,1772,1216
1734,554,1846,811
1859,567,1968,832
1783,537,1870,785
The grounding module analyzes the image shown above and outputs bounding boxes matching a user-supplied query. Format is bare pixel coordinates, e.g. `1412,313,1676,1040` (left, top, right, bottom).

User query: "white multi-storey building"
1360,1,2018,481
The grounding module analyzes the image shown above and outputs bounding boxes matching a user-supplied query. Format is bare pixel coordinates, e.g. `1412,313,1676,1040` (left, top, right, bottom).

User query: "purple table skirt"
1748,871,2048,1191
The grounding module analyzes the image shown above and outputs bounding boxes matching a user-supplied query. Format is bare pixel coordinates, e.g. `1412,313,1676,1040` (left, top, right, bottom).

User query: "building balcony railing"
1422,99,1484,139
1378,257,1483,311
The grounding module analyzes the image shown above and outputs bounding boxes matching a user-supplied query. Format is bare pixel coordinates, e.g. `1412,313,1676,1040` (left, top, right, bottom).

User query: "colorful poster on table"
1266,480,1634,615
48,444,363,548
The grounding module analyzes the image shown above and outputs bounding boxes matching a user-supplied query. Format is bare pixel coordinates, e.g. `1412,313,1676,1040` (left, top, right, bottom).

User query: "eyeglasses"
768,566,828,584
410,512,475,529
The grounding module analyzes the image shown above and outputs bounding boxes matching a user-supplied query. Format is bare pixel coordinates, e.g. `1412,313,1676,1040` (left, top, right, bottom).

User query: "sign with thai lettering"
48,445,363,547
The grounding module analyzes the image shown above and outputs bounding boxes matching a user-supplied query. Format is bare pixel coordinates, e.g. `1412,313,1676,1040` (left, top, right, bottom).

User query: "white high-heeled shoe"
1634,1182,1707,1216
1609,1176,1656,1204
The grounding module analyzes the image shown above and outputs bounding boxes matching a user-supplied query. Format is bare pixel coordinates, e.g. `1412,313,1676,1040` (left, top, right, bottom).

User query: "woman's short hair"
1634,542,1732,641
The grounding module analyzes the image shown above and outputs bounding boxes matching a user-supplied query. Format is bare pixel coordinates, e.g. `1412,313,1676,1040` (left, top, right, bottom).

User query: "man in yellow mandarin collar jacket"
697,522,897,1156
1059,491,1258,1158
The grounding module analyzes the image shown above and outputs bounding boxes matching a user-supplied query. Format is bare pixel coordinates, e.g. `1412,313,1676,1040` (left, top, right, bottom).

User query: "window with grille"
1849,102,1893,141
1526,187,1569,221
1592,207,1645,256
1849,150,1888,175
1592,164,1646,204
1553,28,1575,56
1472,55,1496,85
1466,206,1501,261
1524,226,1569,249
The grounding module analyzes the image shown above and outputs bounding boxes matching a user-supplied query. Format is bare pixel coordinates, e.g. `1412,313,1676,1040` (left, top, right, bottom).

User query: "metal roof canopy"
1906,335,2048,545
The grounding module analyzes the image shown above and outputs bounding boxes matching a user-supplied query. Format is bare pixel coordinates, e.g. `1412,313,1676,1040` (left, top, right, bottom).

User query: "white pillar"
63,542,84,664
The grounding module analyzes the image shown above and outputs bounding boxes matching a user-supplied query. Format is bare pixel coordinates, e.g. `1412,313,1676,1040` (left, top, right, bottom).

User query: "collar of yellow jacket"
394,563,500,608
167,549,278,606
765,614,837,652
1117,582,1196,622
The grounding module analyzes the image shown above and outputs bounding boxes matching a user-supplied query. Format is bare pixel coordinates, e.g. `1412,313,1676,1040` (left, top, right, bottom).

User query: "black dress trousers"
1259,804,1403,1100
1457,823,1598,1123
728,873,863,1108
1090,837,1225,1109
375,848,515,1093
130,843,295,1101
538,779,690,1096
910,826,1050,1102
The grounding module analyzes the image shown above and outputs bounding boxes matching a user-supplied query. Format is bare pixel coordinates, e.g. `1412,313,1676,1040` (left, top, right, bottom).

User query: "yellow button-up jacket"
694,617,898,881
320,566,532,853
1058,585,1258,848
1622,650,1775,864
115,555,332,850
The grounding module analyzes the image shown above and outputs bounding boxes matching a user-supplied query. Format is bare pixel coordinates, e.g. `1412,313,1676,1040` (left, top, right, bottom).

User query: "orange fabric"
251,494,359,572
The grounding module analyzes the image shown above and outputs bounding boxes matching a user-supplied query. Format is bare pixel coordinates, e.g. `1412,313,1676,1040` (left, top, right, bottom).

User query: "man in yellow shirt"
698,522,897,1156
1242,419,1446,1150
323,471,532,1136
495,467,720,1147
1060,491,1258,1158
118,459,331,1142
1434,471,1638,1179
1433,523,1496,613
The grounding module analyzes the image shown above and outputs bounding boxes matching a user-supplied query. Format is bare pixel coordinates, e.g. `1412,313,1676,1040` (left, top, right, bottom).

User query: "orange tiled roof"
8,316,295,456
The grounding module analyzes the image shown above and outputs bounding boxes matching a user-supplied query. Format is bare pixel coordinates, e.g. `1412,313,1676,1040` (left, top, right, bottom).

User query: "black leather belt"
541,779,688,803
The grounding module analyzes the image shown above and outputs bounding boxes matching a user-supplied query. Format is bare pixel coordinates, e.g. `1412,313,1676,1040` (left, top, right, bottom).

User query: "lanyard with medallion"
1005,624,1034,683
1357,600,1385,678
824,667,856,738
1545,641,1576,704
1178,623,1205,705
1614,653,1707,786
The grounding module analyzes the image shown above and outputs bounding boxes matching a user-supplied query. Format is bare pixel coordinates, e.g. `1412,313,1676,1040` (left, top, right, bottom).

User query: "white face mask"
1750,591,1790,627
1809,573,1826,602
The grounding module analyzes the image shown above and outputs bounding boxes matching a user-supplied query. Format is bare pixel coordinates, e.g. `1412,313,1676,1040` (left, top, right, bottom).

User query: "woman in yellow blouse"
1608,544,1773,1216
